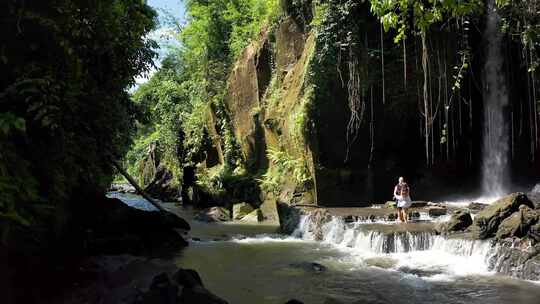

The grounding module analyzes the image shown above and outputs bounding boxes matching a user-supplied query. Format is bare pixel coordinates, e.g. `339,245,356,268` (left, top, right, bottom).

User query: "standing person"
393,177,412,223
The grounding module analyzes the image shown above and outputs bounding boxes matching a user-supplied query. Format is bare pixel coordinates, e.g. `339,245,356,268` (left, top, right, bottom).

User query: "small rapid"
292,214,495,278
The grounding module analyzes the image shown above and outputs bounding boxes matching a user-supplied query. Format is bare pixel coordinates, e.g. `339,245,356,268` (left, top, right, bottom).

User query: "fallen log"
111,160,166,213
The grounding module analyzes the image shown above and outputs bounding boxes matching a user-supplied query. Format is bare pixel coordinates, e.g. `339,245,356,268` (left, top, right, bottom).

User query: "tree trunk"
112,160,167,212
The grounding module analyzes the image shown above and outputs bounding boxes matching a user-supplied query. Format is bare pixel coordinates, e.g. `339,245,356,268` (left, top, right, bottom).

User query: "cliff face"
202,14,318,206
197,4,540,207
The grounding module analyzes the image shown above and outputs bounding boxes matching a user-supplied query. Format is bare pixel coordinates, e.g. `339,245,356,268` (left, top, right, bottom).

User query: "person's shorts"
397,197,412,208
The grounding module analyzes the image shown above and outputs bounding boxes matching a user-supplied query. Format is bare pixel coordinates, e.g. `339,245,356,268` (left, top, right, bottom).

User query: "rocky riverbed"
50,190,540,304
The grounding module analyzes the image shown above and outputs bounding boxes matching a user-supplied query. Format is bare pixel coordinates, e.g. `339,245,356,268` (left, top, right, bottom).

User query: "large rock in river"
232,202,254,220
496,205,540,241
468,193,534,239
86,197,190,255
436,210,472,235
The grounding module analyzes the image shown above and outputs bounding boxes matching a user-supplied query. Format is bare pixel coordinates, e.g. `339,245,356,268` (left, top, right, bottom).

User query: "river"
111,193,540,304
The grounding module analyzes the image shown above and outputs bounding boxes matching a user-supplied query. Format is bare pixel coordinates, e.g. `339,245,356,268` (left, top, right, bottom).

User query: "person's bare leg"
397,207,403,222
403,208,408,223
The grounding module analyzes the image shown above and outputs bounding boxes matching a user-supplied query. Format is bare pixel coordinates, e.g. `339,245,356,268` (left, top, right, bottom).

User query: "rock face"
195,207,231,223
469,193,534,239
436,210,472,235
459,193,540,280
232,203,254,220
488,240,540,281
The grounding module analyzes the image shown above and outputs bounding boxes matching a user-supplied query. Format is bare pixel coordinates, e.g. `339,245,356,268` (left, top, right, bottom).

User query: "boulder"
260,197,280,226
469,193,534,239
195,207,231,223
278,203,302,234
232,202,254,220
136,272,178,304
384,201,397,208
136,269,228,304
427,207,447,217
496,206,539,240
85,197,189,255
436,210,472,234
240,209,263,223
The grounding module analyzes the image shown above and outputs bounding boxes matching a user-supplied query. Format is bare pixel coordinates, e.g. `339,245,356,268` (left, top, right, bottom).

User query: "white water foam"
294,215,496,280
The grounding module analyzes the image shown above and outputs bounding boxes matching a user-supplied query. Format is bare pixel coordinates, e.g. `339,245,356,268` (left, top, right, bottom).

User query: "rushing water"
482,0,510,197
112,193,540,304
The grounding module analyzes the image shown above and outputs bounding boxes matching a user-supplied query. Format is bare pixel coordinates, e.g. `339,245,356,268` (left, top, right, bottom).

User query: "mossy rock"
436,210,472,235
469,193,534,239
233,202,254,220
496,206,539,241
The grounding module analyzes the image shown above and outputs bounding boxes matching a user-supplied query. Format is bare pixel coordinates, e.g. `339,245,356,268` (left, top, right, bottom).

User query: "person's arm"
393,186,399,198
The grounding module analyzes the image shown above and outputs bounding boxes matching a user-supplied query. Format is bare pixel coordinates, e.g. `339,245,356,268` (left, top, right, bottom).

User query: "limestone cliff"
194,2,540,207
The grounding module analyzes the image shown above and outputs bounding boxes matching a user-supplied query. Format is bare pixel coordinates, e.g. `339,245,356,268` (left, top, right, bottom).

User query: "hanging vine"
369,0,482,166
344,41,367,162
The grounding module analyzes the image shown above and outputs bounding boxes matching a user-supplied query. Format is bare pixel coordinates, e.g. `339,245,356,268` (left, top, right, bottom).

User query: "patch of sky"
133,0,185,88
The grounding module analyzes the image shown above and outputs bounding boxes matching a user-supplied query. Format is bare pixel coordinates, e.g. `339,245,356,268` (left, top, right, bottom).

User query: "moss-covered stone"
436,210,472,234
233,202,254,220
469,193,534,239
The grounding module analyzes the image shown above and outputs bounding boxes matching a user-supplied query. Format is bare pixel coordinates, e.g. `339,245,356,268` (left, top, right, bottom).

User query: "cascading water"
293,214,497,277
482,0,510,197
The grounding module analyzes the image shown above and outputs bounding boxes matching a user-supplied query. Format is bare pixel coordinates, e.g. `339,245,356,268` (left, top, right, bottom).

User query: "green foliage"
259,148,311,193
128,0,281,188
0,0,157,247
370,0,482,43
497,0,540,71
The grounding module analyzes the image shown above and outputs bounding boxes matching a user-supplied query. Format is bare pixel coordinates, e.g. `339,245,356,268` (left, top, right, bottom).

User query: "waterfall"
482,0,510,196
295,215,492,255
